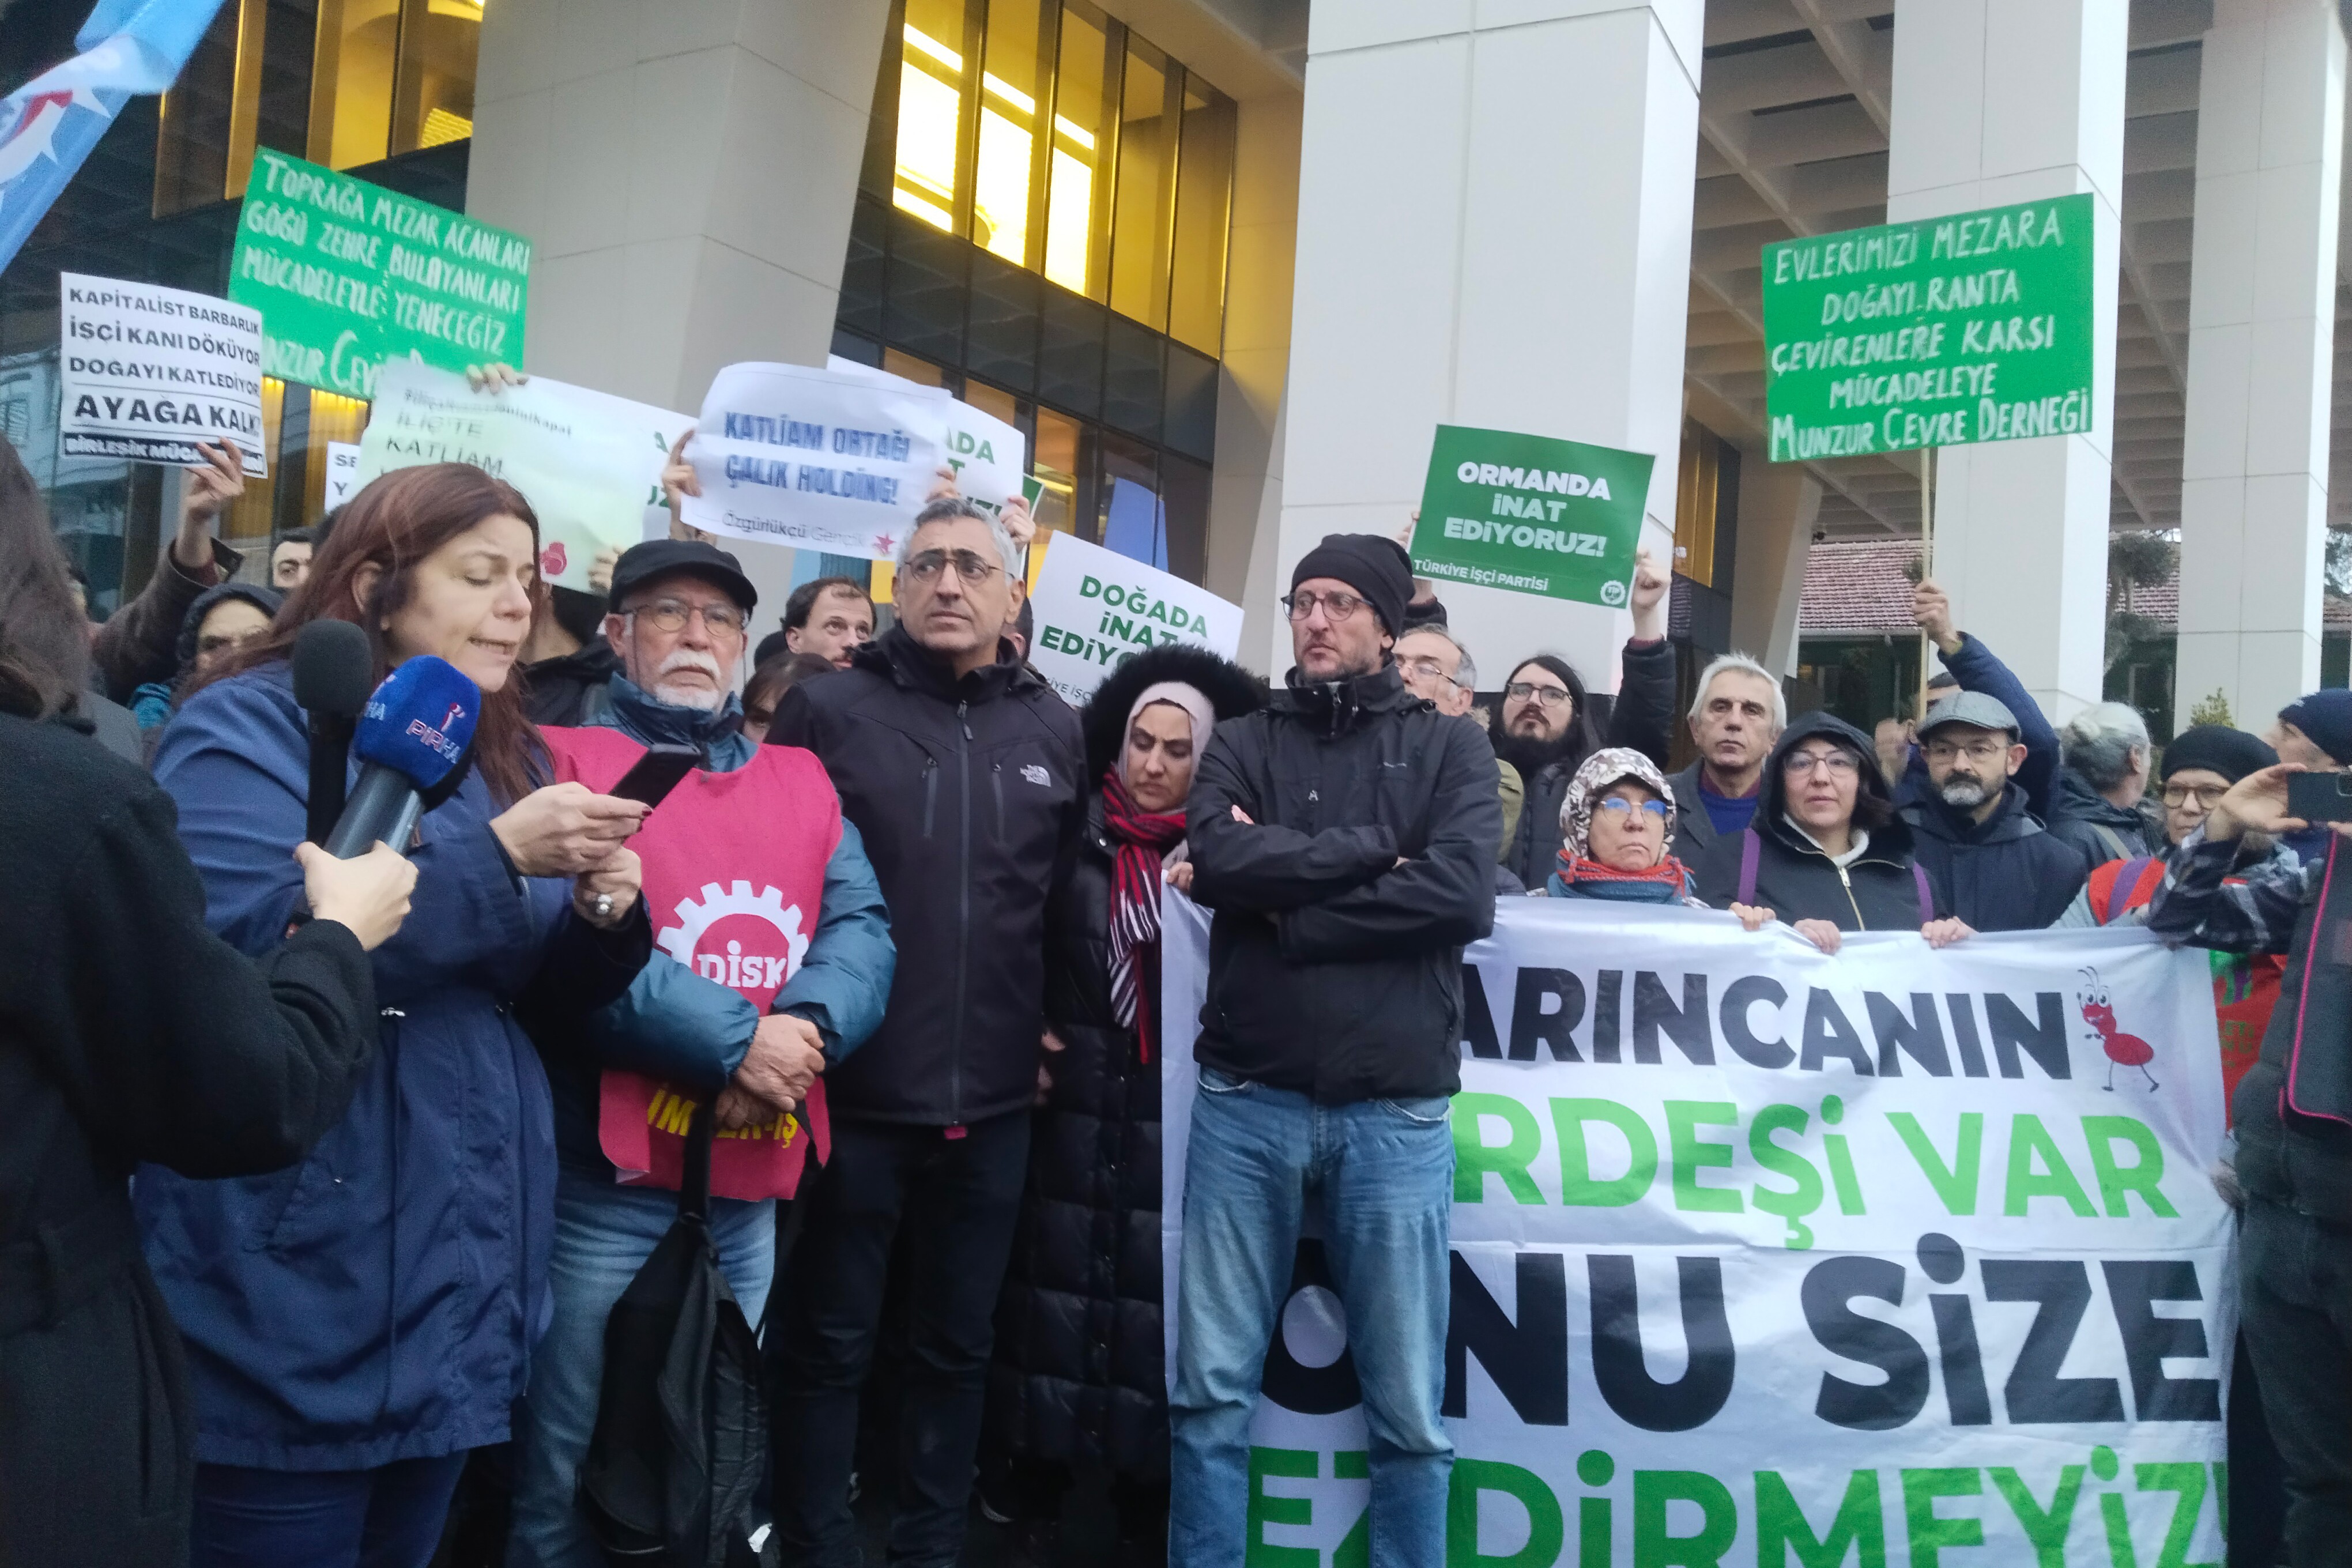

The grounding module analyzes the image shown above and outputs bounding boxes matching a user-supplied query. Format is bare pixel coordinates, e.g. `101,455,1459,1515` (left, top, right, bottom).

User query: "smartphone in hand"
608,743,701,812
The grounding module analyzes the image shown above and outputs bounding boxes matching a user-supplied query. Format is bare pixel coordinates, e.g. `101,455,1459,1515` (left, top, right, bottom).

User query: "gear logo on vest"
1021,763,1050,787
657,880,811,993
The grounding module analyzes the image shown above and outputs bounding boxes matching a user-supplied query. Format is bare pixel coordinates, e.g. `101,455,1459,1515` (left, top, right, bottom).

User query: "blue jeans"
1169,1068,1454,1568
506,1168,775,1568
191,1453,468,1568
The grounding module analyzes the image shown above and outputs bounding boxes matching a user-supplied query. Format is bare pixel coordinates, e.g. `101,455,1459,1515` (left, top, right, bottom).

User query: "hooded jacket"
1186,661,1501,1102
2042,765,2154,868
1692,711,1947,931
129,581,285,730
767,624,1084,1127
1904,778,2089,932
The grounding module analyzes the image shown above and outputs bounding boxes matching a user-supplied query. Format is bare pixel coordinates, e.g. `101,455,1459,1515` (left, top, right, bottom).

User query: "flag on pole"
0,0,232,273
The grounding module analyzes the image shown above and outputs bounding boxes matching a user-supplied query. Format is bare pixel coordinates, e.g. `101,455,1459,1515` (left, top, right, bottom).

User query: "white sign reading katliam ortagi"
825,355,1028,523
58,273,268,474
323,441,361,510
680,361,944,560
1025,531,1241,704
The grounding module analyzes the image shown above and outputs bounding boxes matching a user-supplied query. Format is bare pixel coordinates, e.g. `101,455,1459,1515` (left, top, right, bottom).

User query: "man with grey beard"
507,540,896,1568
1901,689,2088,931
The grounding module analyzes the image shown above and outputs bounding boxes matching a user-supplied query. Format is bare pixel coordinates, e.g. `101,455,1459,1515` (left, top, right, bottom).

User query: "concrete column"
1728,462,1822,678
2174,0,2345,731
1886,0,2128,723
1267,2,1701,684
465,1,890,415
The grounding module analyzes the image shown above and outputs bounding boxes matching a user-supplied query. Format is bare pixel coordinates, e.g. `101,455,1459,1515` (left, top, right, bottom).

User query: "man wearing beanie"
2270,689,2352,865
1170,534,1500,1566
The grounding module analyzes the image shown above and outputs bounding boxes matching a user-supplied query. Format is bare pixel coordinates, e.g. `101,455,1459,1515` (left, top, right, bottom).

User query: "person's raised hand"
175,440,246,570
1629,546,1669,640
926,465,960,503
1792,918,1843,955
572,847,641,928
2205,762,2306,844
998,490,1037,549
490,782,648,877
661,429,703,525
1913,579,1961,655
465,362,527,393
1729,902,1777,933
296,841,418,951
736,1012,826,1116
587,545,621,597
1921,917,1974,948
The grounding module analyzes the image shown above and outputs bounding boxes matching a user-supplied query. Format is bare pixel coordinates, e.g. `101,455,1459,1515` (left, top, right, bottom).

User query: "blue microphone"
323,655,483,858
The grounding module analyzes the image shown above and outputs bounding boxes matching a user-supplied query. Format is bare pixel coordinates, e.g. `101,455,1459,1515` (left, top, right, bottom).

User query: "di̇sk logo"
405,703,466,763
657,880,811,994
2076,965,2158,1092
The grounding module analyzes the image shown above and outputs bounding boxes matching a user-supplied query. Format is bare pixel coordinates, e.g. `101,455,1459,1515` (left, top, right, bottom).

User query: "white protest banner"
58,273,267,474
1025,531,1242,704
1162,900,2233,1566
355,363,688,591
680,361,940,559
824,355,1028,521
323,440,360,509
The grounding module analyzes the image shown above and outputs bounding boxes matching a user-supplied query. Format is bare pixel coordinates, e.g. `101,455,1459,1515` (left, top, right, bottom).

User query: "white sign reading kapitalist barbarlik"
1026,531,1241,704
58,273,267,475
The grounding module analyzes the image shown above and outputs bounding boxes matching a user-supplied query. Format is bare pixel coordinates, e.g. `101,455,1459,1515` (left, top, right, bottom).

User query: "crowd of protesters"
1,412,2342,1568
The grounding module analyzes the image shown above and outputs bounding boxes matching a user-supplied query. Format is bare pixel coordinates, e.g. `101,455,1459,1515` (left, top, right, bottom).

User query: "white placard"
824,355,1028,521
1162,901,2233,1566
1024,530,1241,704
322,441,360,510
355,363,691,591
58,273,267,475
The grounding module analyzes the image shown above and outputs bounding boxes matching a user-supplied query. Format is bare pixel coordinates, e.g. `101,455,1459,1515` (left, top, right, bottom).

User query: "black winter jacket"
521,639,621,726
0,713,379,1568
768,626,1083,1126
1187,663,1501,1102
1502,638,1677,883
1904,783,2089,932
1693,711,1947,931
2042,765,2153,869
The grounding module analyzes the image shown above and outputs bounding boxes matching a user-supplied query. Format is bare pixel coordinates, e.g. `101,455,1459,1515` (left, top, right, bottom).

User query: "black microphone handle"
306,714,354,846
324,764,426,860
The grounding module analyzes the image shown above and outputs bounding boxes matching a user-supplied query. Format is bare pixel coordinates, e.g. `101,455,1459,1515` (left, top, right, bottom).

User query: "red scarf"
1555,848,1691,889
1102,770,1187,1060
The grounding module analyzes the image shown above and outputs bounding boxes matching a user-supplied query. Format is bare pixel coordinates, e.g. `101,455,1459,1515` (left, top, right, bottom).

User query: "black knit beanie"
2280,689,2352,766
2161,725,2277,785
1291,534,1412,638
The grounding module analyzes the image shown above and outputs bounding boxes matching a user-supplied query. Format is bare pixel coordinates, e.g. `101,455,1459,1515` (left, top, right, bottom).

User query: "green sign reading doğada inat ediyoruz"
1759,193,2095,462
227,149,532,399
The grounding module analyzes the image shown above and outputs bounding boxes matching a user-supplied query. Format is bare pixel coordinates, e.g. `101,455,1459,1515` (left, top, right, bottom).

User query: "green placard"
228,149,531,399
1408,425,1654,606
1759,193,2095,462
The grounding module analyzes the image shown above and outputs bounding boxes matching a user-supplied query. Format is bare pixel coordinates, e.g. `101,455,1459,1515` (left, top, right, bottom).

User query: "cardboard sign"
355,363,686,591
1408,425,1653,606
1025,531,1241,704
323,440,360,509
1761,193,2097,461
58,273,267,474
229,149,532,398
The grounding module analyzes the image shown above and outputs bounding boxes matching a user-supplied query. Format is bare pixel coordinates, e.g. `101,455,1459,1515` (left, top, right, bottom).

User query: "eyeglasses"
1782,749,1860,777
626,599,747,636
197,631,259,656
1593,798,1670,822
902,549,1003,586
1504,681,1571,708
1924,738,2010,764
1281,589,1368,623
1400,655,1467,688
2162,784,2224,808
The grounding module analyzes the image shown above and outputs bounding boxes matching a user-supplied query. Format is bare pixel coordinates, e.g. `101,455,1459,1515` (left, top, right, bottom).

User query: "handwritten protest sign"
1025,531,1241,703
58,273,267,474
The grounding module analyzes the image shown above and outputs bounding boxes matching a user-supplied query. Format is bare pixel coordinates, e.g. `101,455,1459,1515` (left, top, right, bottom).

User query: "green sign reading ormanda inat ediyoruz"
228,149,532,399
1759,193,2094,462
1409,425,1654,608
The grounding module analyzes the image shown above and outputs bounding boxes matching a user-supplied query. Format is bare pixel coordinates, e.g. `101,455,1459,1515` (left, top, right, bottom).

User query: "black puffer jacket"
767,625,1083,1125
1692,711,1947,931
989,644,1264,1476
1502,638,1677,884
1904,782,2089,931
1188,661,1500,1102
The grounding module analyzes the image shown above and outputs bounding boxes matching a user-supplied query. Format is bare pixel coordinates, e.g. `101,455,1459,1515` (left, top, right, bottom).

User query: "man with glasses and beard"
1901,690,2087,931
766,497,1083,1567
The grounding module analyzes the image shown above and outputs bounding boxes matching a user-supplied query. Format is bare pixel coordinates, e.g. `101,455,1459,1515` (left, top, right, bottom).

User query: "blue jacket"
136,665,646,1469
1899,632,2060,823
549,677,894,1173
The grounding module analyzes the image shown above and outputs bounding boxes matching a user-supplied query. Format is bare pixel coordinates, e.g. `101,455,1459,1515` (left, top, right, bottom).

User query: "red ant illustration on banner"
2078,966,2157,1091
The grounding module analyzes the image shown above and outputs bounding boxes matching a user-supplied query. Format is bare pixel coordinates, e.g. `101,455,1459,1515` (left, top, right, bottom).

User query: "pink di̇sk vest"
542,725,840,1200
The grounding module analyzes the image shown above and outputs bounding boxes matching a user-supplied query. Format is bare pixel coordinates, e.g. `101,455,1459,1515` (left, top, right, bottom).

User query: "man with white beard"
510,540,896,1567
1900,689,2088,932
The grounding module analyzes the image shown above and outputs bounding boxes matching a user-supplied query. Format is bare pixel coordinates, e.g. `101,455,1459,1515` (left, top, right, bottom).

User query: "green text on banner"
1161,899,2230,1566
1761,193,2097,462
1408,426,1653,608
228,150,532,398
1026,532,1241,704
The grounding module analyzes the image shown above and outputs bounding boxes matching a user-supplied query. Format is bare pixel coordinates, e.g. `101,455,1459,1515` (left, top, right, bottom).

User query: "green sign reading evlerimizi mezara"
1408,425,1653,607
1759,193,2095,463
228,149,530,399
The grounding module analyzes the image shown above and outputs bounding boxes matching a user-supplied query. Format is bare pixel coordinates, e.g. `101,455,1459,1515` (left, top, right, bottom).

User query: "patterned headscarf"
1558,747,1678,861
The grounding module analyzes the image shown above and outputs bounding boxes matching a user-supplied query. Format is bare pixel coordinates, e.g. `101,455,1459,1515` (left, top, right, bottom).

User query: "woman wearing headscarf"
1540,747,1705,904
984,642,1262,1565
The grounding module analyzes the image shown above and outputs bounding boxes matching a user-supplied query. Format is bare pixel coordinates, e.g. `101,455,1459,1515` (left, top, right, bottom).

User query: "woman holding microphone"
142,463,654,1567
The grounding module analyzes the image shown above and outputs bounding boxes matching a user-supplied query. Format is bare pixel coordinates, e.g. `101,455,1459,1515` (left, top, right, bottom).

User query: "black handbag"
579,1103,767,1567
